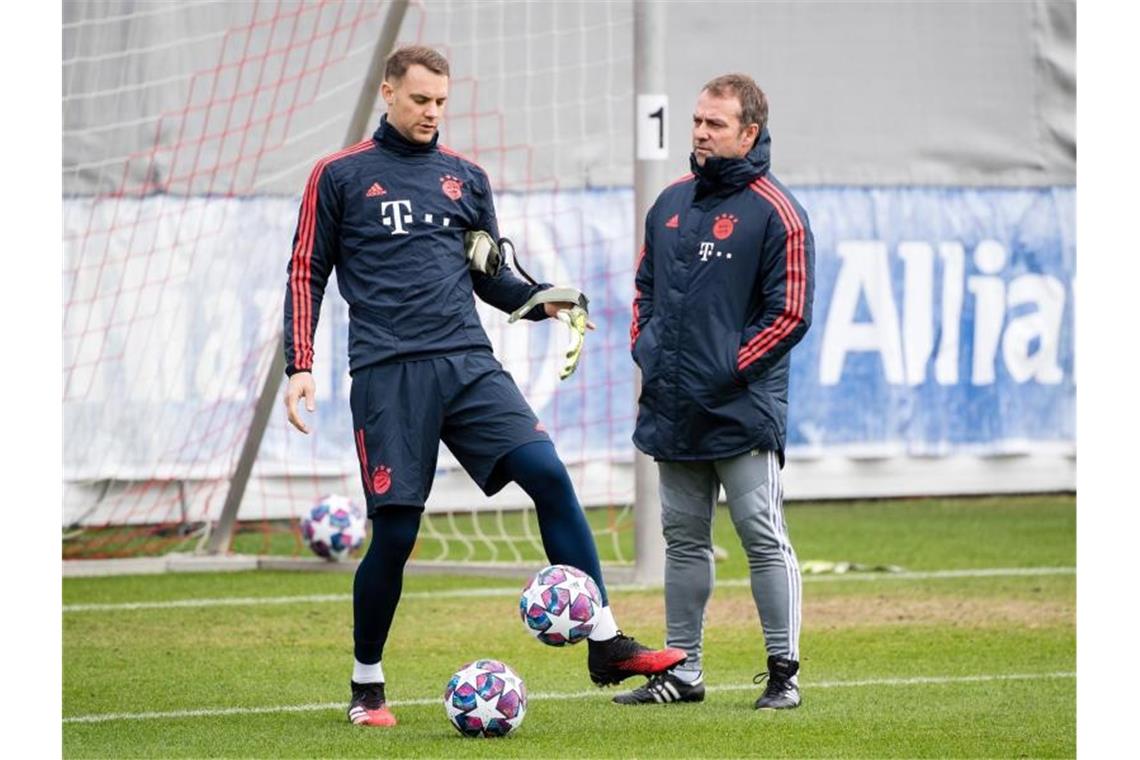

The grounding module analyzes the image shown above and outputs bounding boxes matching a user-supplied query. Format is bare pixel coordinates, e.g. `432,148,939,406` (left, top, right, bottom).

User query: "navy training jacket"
284,116,549,376
631,129,815,464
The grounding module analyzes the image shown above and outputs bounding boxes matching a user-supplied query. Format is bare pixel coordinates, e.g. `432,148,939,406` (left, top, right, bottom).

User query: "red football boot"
587,632,687,686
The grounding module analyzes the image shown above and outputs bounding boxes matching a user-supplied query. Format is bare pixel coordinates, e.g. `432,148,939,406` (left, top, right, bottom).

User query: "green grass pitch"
63,494,1075,758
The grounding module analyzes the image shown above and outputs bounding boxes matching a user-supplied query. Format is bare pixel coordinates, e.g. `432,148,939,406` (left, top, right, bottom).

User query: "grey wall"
662,0,1075,186
63,0,1075,195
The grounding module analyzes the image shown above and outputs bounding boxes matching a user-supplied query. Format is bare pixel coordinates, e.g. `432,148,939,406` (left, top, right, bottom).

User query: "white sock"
353,659,384,684
588,605,619,641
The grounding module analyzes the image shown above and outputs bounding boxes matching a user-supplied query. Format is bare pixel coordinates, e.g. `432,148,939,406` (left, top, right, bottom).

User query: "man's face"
381,64,449,144
691,90,757,166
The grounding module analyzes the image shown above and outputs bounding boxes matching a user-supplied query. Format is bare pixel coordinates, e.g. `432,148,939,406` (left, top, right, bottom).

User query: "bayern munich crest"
440,174,463,201
712,213,738,240
371,465,392,495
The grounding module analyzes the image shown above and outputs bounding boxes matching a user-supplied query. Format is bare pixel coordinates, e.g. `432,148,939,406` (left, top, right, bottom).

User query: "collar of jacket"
373,114,439,155
689,127,772,198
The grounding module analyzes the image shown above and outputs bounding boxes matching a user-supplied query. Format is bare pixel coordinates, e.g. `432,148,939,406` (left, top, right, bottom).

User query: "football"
443,659,527,738
519,564,603,646
299,495,366,561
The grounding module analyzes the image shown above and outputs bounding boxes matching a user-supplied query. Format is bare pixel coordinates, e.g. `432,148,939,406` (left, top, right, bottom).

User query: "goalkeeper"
282,46,684,729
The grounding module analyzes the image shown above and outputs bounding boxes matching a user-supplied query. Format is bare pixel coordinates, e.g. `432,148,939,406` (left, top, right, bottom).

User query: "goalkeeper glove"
463,230,503,276
507,286,591,381
556,304,589,380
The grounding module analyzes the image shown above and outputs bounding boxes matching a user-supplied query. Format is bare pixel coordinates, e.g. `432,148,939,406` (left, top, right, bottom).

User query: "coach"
619,73,815,710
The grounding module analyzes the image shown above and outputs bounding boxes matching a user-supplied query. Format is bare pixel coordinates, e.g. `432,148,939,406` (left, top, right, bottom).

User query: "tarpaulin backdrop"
64,186,1074,501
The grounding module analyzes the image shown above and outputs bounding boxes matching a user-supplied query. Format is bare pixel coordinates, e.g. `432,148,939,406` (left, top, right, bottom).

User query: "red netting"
63,0,636,564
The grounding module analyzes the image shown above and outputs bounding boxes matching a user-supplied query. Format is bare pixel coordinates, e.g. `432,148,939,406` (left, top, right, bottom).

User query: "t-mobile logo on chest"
698,241,733,262
380,200,414,235
379,199,453,235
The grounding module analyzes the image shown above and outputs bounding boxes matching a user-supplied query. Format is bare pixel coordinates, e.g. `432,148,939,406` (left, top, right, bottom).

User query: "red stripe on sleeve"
738,179,803,365
288,139,373,369
291,163,323,368
737,178,806,370
439,144,486,173
630,245,646,347
738,178,805,365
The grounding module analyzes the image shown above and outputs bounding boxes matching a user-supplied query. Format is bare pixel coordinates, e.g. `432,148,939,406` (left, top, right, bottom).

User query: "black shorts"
349,351,550,514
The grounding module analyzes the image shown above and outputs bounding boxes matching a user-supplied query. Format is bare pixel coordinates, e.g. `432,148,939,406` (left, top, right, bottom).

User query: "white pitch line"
62,671,1075,724
789,566,1077,583
62,566,1075,613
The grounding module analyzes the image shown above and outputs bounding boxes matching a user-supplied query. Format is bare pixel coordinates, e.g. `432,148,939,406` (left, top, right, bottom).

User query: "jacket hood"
689,127,771,196
374,114,439,155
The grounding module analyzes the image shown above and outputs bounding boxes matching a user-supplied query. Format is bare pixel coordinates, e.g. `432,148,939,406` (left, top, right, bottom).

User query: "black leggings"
352,506,422,664
352,440,607,664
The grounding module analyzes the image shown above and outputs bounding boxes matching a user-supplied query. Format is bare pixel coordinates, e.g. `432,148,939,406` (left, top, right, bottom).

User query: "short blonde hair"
384,46,450,82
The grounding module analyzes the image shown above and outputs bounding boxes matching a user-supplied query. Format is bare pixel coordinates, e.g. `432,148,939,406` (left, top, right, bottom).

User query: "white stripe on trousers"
766,451,801,661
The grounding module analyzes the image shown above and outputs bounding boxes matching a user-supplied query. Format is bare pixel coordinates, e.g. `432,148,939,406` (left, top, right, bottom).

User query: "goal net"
63,0,638,568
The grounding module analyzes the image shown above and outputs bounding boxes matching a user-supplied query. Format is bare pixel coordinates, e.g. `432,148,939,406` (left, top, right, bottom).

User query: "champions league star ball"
519,564,603,646
299,495,366,561
443,659,527,738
